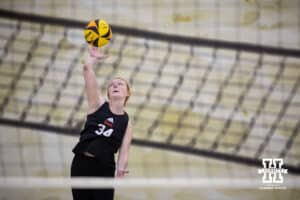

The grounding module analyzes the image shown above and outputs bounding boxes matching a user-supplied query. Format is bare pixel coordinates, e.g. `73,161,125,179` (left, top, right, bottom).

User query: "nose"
112,82,118,88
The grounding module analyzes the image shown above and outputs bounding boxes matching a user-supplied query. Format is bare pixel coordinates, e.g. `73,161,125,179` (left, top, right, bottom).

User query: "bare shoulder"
87,99,105,115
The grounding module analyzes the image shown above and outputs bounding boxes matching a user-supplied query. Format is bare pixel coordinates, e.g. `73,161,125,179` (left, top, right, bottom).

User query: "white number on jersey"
95,123,113,137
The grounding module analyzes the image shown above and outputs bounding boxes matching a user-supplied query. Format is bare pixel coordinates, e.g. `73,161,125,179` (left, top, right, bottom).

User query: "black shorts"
71,153,115,200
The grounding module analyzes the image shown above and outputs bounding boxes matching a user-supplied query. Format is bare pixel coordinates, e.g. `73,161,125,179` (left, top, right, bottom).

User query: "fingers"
88,45,97,54
88,46,99,56
87,45,109,60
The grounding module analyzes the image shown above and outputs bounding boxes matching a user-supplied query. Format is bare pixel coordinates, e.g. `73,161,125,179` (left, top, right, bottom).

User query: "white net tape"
1,177,300,189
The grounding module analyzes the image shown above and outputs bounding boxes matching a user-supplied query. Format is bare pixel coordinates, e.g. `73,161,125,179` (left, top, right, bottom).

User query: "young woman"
71,46,133,200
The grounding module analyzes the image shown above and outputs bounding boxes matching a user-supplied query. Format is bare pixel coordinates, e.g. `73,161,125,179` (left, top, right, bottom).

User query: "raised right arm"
83,46,107,114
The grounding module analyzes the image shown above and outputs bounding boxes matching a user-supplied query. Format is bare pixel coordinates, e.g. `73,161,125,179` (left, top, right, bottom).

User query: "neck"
109,99,125,115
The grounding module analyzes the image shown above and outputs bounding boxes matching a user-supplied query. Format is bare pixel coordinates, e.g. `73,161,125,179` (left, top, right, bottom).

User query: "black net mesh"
0,9,299,174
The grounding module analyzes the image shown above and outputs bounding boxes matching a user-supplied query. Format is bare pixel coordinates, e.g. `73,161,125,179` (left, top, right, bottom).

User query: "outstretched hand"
89,46,108,59
85,46,108,65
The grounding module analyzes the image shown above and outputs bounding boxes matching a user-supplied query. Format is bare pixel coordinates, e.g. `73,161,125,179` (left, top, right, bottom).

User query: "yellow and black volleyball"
83,19,112,47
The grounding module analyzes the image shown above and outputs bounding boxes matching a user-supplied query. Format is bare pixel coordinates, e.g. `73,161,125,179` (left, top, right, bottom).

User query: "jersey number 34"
95,124,113,137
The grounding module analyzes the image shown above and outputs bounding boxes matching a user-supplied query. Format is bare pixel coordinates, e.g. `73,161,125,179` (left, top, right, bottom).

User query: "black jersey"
72,102,129,167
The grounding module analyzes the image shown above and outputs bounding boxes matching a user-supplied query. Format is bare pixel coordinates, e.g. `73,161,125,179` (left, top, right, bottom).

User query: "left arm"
116,121,133,178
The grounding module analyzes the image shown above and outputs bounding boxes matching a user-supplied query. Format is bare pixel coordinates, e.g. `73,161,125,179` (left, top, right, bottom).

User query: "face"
107,78,129,102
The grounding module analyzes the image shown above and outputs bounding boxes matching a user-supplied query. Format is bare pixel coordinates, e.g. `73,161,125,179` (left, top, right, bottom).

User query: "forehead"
109,78,126,85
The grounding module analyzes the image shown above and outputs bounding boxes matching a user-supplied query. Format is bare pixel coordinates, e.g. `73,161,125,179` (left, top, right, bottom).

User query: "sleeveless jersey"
72,102,129,168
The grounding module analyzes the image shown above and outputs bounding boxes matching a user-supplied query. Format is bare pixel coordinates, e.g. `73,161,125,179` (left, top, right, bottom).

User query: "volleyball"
83,19,112,47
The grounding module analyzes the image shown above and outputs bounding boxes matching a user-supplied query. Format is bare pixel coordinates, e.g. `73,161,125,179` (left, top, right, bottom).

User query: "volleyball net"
1,177,300,189
0,7,300,190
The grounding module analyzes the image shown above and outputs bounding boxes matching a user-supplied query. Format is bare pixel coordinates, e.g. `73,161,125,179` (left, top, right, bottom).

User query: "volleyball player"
71,46,133,200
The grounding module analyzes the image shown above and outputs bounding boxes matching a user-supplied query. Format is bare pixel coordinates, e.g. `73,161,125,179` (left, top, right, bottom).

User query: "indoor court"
0,0,299,199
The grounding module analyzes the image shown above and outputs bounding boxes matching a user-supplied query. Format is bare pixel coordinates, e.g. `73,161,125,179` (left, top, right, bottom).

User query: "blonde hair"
107,77,131,106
